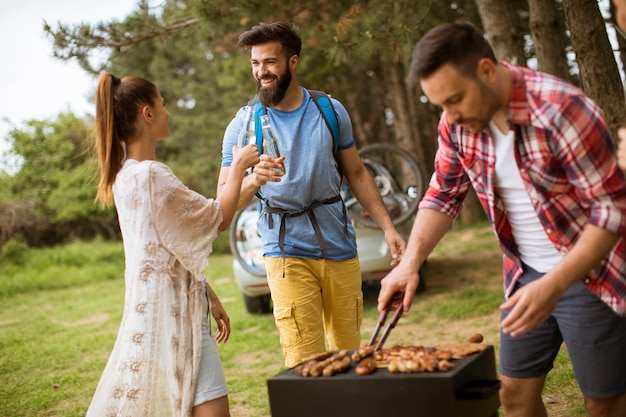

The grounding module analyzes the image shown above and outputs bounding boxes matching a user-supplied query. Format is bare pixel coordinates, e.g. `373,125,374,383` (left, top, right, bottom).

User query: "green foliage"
0,233,29,265
0,239,124,298
7,113,91,213
47,164,99,222
1,113,117,246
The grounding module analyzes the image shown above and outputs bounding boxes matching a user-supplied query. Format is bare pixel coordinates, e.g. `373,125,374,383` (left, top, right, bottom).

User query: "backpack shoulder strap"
307,90,340,157
247,96,265,154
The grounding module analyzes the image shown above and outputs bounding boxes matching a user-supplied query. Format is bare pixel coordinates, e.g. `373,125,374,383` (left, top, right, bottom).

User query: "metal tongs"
368,292,404,351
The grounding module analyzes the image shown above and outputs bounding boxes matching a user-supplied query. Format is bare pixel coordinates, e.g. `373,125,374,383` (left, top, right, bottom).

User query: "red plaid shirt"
419,61,626,315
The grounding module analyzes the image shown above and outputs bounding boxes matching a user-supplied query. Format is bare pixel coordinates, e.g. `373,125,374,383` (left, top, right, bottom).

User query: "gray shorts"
193,287,229,406
499,264,626,399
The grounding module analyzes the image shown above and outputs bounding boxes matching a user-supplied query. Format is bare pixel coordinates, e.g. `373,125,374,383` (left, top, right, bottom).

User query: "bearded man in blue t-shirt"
218,22,406,368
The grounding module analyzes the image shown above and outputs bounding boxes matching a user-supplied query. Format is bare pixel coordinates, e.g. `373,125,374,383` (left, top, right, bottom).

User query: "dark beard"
257,68,292,107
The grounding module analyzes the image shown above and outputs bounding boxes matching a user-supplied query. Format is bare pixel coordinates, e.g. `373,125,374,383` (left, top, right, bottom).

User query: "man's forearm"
236,174,261,210
544,224,621,294
349,171,396,231
217,167,259,211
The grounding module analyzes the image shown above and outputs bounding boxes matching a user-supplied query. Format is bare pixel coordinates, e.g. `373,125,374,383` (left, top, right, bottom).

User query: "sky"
0,0,140,172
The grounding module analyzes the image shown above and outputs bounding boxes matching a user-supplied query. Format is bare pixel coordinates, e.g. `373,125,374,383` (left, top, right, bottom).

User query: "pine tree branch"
43,17,200,74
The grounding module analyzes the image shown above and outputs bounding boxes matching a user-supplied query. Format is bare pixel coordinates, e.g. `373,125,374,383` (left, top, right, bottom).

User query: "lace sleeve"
148,162,223,277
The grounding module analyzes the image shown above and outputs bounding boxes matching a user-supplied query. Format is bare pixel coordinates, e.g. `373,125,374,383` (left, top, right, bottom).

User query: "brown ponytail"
93,73,158,206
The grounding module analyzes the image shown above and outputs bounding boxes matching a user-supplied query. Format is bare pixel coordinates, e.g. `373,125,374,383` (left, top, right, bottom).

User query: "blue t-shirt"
222,88,358,260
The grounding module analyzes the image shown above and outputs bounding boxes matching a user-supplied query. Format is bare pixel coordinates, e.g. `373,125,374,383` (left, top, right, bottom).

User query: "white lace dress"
85,159,223,417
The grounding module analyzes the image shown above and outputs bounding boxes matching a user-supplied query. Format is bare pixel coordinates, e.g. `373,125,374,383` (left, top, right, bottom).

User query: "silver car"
229,144,424,314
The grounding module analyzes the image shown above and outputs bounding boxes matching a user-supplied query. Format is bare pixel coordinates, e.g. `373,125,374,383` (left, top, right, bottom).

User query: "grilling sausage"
464,333,484,343
355,357,377,375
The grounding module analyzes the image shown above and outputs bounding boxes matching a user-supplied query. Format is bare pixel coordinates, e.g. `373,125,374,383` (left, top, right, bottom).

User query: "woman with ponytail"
86,74,259,417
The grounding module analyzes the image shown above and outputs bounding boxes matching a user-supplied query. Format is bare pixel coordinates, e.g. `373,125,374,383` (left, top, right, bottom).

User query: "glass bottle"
237,106,255,148
261,114,285,173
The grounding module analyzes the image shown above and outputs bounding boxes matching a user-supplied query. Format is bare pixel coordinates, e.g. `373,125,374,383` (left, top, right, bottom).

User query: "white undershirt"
491,122,562,273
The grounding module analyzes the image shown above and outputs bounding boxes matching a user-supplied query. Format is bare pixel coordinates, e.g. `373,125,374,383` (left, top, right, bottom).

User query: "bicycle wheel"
229,198,266,277
344,143,424,228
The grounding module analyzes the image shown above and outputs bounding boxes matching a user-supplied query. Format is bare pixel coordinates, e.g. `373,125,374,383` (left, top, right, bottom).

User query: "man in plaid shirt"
378,22,626,416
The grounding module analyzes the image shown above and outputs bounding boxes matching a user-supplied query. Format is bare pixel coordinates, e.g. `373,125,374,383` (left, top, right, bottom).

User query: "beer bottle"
237,106,255,148
261,114,285,173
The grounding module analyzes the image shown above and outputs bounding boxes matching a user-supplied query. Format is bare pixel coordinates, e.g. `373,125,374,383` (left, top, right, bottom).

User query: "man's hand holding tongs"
368,292,404,351
377,257,421,315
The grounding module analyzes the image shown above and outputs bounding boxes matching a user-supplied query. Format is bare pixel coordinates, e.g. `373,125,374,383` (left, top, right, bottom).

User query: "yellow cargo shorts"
265,256,363,368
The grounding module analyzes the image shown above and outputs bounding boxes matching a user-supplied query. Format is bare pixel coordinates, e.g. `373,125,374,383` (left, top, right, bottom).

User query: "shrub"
0,233,29,265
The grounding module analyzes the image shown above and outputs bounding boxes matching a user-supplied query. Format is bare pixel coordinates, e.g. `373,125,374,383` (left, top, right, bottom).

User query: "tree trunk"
562,0,626,139
528,0,572,82
386,62,426,170
610,1,626,99
337,59,390,148
474,0,527,64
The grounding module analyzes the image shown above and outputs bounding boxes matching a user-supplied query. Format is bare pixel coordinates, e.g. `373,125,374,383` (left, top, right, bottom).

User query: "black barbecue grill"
267,345,501,417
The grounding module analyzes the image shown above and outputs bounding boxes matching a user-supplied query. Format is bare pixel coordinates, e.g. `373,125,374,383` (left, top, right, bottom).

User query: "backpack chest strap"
262,194,348,258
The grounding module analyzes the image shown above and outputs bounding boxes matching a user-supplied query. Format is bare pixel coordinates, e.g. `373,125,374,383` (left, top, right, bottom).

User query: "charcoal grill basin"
267,345,500,417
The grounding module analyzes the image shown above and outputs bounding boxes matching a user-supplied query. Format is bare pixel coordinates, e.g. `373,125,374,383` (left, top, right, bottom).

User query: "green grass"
0,238,124,298
0,224,586,416
427,287,503,319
